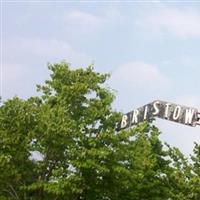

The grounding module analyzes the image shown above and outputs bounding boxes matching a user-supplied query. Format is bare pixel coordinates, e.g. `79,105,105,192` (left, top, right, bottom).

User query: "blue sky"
1,0,200,155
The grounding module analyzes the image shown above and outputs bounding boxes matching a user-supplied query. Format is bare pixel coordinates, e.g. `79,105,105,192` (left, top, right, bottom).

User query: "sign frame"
118,100,200,131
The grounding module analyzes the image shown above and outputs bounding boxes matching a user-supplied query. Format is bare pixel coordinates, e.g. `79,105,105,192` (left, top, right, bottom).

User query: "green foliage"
189,143,200,200
0,62,199,199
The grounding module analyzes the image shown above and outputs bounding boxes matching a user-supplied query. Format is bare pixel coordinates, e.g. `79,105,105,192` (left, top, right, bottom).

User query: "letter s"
153,101,160,116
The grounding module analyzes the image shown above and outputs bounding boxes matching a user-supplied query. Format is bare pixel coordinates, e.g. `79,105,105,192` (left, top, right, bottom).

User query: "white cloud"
65,10,104,29
64,9,121,33
137,7,200,39
174,95,200,109
110,61,170,90
6,38,91,66
109,61,171,112
4,38,92,100
3,62,49,100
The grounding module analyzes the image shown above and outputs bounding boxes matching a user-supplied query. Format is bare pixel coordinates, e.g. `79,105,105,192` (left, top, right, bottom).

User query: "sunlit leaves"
1,62,199,200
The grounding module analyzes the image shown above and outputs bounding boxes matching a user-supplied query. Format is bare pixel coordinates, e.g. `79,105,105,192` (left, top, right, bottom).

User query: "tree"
0,62,198,200
189,143,200,200
0,97,39,199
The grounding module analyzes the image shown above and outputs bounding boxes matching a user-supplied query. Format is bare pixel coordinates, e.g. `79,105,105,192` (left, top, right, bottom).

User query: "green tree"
189,143,200,200
165,145,192,200
0,62,198,200
0,97,39,199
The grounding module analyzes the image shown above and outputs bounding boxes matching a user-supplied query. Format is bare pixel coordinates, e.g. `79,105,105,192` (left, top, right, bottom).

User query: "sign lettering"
117,100,200,130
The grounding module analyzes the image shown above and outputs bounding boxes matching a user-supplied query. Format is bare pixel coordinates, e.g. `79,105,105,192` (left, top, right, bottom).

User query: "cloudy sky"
1,0,200,155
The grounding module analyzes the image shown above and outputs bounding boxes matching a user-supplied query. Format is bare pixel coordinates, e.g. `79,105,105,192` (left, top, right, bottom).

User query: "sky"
1,0,200,156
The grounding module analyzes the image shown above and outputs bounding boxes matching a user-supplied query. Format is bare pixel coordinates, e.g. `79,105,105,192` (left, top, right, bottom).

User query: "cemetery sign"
118,100,200,130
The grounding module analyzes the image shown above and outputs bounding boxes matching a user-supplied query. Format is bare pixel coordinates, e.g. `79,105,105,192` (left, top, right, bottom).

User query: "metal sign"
118,100,200,130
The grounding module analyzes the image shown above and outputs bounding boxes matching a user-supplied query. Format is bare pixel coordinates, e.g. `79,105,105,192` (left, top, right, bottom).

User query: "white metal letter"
121,115,128,129
164,103,171,118
143,105,148,120
132,109,139,124
173,106,181,120
153,101,160,115
185,109,195,124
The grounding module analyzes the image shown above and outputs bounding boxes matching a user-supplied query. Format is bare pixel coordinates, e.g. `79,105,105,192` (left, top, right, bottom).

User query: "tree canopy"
0,62,199,200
